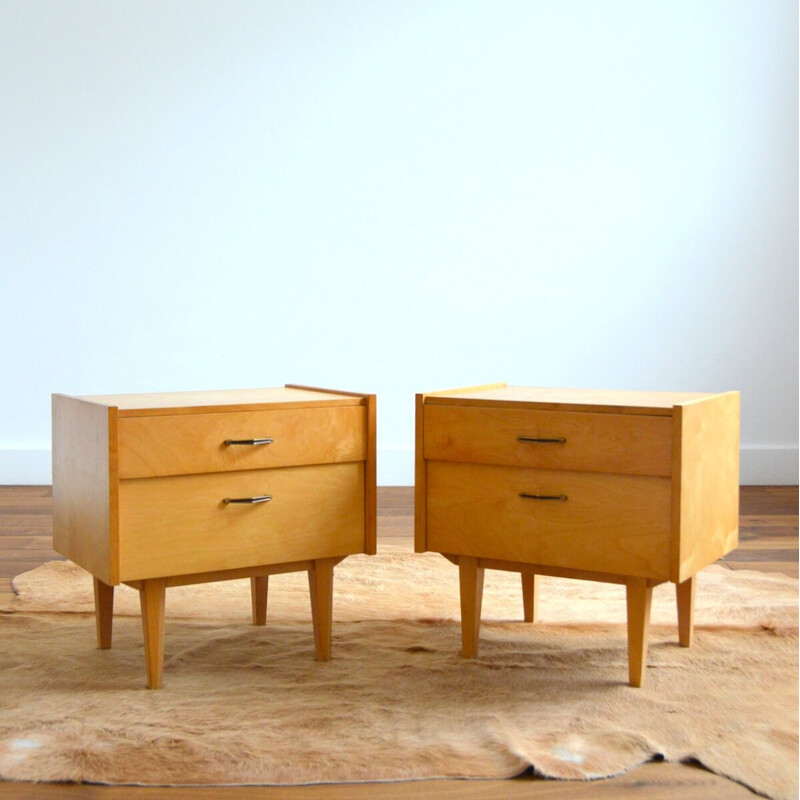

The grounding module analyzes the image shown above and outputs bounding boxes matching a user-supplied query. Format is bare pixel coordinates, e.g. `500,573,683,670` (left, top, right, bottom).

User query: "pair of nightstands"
52,384,739,689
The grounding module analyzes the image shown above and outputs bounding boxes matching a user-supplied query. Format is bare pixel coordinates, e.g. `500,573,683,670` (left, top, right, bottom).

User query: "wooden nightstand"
52,385,376,688
415,384,739,686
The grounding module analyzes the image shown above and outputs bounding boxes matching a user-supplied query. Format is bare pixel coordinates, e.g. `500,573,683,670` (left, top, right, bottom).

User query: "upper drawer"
118,405,366,478
423,405,672,477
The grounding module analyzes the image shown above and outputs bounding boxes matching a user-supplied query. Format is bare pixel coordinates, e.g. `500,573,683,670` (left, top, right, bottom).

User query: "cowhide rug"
0,544,796,799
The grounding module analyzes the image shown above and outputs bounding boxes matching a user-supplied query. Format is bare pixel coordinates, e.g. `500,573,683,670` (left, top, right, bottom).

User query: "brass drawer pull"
517,436,566,444
224,438,274,446
223,495,273,505
520,493,568,501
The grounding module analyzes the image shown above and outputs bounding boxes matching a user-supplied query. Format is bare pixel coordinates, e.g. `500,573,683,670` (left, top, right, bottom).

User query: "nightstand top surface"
60,386,366,416
423,384,737,415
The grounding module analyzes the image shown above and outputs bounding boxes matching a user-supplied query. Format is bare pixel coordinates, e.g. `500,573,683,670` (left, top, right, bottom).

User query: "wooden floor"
0,485,796,800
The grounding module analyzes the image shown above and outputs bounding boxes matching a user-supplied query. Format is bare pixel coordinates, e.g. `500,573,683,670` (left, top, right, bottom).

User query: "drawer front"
118,462,365,580
118,406,366,478
424,405,672,477
426,461,671,579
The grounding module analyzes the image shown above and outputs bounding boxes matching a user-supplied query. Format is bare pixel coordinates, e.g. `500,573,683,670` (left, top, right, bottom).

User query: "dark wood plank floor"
0,485,796,799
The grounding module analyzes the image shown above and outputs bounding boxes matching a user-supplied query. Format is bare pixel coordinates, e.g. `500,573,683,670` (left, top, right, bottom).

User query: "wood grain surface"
423,404,673,476
426,461,672,578
118,405,367,478
117,463,365,580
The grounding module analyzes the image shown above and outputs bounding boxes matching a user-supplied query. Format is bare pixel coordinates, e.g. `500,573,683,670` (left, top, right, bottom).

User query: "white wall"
1,0,797,485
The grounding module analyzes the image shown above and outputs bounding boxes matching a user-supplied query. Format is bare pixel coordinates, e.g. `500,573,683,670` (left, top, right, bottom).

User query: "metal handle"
223,495,272,504
520,493,568,501
224,438,274,446
517,436,566,444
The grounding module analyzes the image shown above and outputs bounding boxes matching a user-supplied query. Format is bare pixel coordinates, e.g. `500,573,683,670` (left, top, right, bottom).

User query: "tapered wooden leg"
459,556,485,658
626,577,653,688
522,570,538,623
308,559,335,661
676,576,696,647
93,577,114,650
251,575,268,626
139,578,166,689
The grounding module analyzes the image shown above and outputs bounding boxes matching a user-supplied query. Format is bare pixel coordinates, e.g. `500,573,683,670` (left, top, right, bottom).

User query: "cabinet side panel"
52,395,117,584
364,394,377,555
674,393,740,583
414,394,427,552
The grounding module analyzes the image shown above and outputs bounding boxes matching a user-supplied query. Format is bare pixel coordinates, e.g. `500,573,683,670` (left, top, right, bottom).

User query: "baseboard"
0,448,52,485
375,447,414,486
0,446,797,486
740,446,799,485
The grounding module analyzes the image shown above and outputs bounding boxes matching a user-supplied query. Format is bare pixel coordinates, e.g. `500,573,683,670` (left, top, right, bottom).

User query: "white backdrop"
1,0,797,485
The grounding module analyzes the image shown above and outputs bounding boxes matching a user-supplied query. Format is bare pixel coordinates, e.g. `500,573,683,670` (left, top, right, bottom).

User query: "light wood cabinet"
52,385,376,688
415,384,739,686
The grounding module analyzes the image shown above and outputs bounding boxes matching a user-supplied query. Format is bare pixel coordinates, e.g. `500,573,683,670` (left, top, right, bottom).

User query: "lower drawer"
118,462,365,580
426,462,671,580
